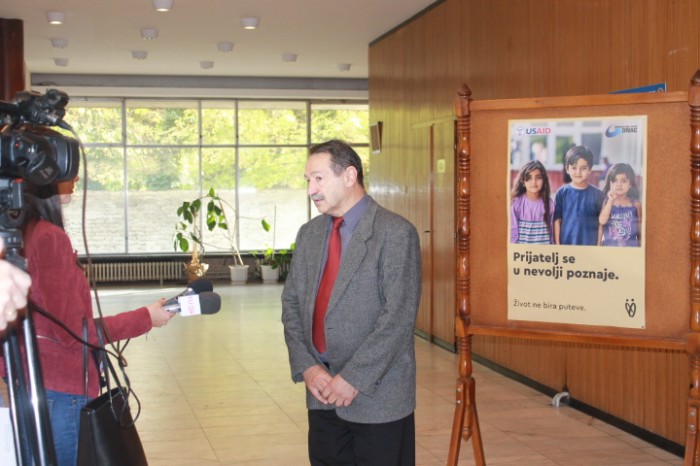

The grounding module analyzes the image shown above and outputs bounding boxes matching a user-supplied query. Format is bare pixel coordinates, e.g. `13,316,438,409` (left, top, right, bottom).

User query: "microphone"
163,279,213,307
164,291,221,316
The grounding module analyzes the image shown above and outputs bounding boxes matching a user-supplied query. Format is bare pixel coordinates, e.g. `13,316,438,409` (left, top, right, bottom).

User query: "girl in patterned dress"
510,160,555,244
598,162,642,247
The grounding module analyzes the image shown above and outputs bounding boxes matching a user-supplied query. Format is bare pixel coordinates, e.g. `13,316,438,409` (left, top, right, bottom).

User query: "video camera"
0,88,79,187
0,89,80,256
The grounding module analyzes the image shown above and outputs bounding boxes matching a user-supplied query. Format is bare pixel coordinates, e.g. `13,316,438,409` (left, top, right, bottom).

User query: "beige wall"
368,0,700,446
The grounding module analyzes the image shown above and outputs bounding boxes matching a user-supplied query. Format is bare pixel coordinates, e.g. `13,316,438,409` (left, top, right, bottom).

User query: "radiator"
84,261,184,285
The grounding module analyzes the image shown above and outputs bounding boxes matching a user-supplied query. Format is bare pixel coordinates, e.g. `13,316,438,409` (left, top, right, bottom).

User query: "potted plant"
254,207,294,283
174,187,248,284
256,217,281,283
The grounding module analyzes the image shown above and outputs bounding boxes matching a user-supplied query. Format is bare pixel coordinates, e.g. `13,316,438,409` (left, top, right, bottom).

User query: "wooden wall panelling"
432,119,456,345
473,337,567,391
473,336,688,444
369,0,700,447
414,126,432,336
0,18,25,100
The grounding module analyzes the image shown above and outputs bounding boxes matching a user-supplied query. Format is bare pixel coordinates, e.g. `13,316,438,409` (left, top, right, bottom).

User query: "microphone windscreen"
198,291,222,315
189,279,214,294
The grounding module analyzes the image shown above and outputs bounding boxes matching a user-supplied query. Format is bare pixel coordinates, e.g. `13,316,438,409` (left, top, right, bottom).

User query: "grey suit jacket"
281,196,422,423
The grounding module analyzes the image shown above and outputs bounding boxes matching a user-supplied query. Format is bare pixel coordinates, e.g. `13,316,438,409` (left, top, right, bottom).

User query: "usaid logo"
515,127,551,136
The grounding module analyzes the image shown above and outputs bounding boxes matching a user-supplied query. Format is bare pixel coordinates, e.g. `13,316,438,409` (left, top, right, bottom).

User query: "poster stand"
447,70,700,465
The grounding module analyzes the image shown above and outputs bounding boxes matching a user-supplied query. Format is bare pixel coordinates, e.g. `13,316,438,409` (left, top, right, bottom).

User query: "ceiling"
0,0,437,87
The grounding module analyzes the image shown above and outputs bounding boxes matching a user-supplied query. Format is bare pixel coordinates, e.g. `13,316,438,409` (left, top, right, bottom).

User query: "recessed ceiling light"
50,38,68,49
153,0,173,12
54,58,69,67
46,12,66,25
240,17,259,29
200,61,214,70
132,50,148,60
141,28,159,40
337,63,351,72
217,41,234,53
282,53,297,63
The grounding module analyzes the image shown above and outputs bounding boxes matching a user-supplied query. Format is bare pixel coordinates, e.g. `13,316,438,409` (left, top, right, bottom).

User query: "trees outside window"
60,99,368,255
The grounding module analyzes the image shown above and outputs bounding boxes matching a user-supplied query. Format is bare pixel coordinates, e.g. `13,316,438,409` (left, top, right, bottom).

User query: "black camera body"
0,123,80,186
0,89,80,186
0,89,81,261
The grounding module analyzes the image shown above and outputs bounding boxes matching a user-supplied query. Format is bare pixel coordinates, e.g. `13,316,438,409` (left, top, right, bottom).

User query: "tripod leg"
22,313,56,465
4,328,38,466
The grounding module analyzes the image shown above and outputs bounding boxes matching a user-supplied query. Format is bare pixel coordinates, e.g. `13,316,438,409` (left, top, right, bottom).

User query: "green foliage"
312,109,369,143
239,147,308,190
173,188,243,265
253,217,295,273
239,108,307,145
65,101,369,194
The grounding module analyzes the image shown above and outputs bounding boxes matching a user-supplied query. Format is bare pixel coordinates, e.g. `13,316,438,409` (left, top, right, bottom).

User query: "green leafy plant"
173,187,244,266
255,218,281,268
253,210,294,278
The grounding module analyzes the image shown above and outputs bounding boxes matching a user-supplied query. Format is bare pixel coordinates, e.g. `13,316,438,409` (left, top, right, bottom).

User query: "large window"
60,99,368,255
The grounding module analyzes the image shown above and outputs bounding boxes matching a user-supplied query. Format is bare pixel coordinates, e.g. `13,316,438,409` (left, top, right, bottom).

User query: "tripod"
1,226,56,466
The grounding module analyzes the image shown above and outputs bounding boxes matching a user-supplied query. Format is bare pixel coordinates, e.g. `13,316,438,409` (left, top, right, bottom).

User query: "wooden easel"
448,72,700,465
684,69,700,466
447,84,485,466
447,84,486,466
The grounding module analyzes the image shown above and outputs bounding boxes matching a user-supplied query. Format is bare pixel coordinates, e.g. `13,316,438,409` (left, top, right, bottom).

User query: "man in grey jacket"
282,139,422,465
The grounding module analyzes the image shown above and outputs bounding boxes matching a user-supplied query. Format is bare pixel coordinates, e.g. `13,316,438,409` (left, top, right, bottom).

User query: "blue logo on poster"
605,125,638,138
605,126,623,137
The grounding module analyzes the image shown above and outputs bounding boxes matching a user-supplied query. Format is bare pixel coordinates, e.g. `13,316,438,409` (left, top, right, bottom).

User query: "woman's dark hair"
309,139,364,188
511,160,552,236
22,183,64,233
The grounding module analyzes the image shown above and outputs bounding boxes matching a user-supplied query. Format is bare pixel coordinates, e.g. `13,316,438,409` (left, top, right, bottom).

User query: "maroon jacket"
16,219,152,396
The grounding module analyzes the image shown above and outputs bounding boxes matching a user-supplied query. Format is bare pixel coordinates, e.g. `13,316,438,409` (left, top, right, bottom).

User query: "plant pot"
185,261,208,282
229,264,249,285
260,265,280,284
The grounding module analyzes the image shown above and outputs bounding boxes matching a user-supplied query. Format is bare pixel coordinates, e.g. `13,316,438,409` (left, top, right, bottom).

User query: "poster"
507,116,647,328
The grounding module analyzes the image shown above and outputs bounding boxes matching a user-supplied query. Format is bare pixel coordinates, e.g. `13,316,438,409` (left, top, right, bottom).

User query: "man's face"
305,152,348,216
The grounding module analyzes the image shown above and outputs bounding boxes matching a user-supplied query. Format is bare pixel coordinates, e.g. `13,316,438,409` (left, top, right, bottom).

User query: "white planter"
260,265,280,284
229,265,249,285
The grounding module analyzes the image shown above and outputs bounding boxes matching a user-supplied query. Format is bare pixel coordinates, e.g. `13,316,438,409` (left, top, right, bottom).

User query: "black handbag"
77,319,148,466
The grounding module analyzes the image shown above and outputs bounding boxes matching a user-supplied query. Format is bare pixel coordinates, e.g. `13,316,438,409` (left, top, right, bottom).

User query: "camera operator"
1,178,174,466
0,237,31,331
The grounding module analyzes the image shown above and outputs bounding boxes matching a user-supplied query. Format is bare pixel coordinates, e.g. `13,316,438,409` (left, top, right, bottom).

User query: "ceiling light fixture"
200,61,214,70
337,63,351,72
54,58,69,67
217,41,234,53
282,53,298,63
132,50,148,60
141,28,159,40
50,38,68,49
152,0,173,12
46,12,66,25
240,17,259,29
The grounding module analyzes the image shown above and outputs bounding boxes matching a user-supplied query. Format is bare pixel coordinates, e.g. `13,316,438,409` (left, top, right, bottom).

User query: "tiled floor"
12,283,687,465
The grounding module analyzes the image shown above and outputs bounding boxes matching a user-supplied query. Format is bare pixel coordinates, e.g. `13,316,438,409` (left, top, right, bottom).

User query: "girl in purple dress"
510,160,555,244
598,163,642,247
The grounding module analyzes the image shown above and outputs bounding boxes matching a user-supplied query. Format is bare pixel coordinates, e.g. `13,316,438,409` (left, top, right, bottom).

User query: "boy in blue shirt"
553,145,603,245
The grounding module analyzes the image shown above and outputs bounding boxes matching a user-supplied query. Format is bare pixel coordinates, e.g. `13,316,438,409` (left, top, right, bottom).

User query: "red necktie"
313,216,344,353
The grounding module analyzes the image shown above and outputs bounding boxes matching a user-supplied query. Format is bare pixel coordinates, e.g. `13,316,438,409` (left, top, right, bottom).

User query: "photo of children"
510,161,555,244
598,163,642,247
509,120,645,249
507,116,646,328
